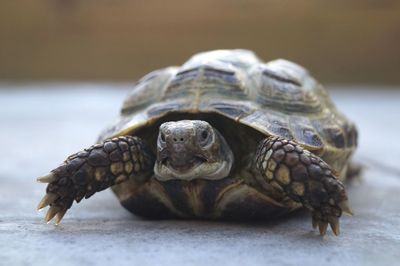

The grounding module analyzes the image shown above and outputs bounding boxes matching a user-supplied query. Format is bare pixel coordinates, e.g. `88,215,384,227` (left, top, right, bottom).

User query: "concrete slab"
0,84,399,266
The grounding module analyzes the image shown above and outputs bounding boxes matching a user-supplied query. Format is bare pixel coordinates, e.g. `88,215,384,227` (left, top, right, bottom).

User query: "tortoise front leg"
37,136,154,224
254,136,352,236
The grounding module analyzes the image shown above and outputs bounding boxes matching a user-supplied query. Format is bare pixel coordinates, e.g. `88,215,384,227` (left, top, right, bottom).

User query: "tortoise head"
154,120,234,181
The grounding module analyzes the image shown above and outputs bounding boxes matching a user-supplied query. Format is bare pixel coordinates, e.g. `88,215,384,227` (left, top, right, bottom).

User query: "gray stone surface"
0,84,399,266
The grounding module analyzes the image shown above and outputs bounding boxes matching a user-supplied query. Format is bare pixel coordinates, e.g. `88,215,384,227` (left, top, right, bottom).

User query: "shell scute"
182,49,259,70
262,68,302,87
250,60,322,114
166,67,200,95
163,64,247,100
240,109,294,140
202,66,245,94
204,101,252,120
289,116,324,150
265,112,294,140
147,101,192,118
121,67,177,114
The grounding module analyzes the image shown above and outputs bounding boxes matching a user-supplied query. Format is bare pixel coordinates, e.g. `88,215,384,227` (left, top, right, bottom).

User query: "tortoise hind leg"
253,136,353,236
37,136,154,224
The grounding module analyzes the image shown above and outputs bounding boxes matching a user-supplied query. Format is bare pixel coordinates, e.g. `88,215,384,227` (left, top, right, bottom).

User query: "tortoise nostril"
172,137,185,142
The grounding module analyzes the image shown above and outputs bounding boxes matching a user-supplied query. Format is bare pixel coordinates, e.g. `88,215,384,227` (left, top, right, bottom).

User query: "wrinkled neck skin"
154,120,234,181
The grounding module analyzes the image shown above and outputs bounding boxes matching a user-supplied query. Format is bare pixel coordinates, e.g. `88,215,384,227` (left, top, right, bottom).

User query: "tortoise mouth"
160,155,208,173
154,157,231,181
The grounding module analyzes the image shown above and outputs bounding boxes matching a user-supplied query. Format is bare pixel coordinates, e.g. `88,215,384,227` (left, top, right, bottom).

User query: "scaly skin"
254,136,353,236
37,136,154,224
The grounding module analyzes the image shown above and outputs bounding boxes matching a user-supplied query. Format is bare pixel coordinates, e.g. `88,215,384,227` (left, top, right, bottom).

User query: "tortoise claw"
45,206,62,223
318,221,328,236
37,173,57,183
329,217,340,236
312,216,318,229
55,209,67,225
37,193,59,210
339,200,353,216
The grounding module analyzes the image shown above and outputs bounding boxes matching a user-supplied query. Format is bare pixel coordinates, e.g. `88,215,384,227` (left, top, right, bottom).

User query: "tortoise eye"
198,129,212,147
160,133,166,142
201,130,208,140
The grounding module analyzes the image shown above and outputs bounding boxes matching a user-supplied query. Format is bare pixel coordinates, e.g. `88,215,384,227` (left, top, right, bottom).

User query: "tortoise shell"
99,49,357,178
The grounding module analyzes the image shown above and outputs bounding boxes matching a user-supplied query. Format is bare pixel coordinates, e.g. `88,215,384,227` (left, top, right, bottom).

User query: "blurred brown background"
1,0,399,84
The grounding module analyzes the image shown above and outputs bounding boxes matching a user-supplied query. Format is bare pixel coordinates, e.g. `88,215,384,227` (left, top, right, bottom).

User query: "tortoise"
37,49,357,236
